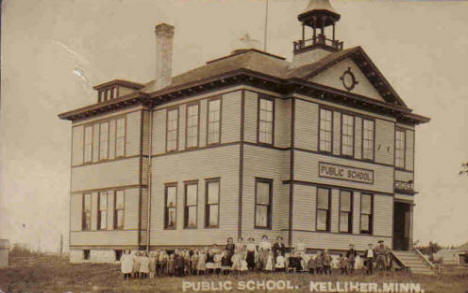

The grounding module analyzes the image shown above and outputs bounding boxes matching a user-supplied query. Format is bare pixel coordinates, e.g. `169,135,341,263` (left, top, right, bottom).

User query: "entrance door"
393,202,411,251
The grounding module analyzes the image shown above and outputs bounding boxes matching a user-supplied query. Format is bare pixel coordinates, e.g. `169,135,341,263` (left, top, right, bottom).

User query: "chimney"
155,23,175,89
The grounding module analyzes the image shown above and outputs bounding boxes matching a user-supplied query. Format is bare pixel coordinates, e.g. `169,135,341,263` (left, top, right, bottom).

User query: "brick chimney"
154,23,175,89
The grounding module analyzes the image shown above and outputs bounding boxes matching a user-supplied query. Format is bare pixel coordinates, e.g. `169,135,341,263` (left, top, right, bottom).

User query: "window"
186,104,199,148
114,190,125,230
316,188,330,231
166,109,178,152
360,193,373,234
207,99,221,145
82,193,92,230
341,114,354,156
339,190,353,233
165,185,177,229
84,126,93,163
98,191,108,230
255,178,272,228
205,179,220,228
258,97,273,144
115,117,125,157
184,183,198,228
83,249,90,260
362,119,375,160
395,129,406,168
99,122,109,160
319,109,333,152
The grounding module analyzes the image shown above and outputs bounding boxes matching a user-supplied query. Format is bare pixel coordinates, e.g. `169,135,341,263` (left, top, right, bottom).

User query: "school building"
59,0,430,263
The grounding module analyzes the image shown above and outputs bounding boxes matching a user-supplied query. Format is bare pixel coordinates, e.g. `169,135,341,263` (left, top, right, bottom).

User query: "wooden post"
333,23,336,41
302,24,305,41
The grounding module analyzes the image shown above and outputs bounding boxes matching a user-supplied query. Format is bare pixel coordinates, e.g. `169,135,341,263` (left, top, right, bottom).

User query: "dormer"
93,79,145,103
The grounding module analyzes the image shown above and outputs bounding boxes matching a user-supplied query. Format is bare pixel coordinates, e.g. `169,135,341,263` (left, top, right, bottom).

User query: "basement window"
83,249,90,260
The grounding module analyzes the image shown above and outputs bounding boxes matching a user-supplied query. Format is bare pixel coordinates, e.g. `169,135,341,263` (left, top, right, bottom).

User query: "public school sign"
319,162,374,184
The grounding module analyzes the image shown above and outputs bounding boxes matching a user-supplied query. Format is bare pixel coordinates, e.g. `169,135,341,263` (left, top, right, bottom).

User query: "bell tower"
292,0,343,65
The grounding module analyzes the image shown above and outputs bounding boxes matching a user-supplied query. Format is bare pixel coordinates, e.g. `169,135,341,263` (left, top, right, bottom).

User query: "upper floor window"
98,191,108,230
186,104,199,148
99,122,109,160
362,119,375,160
82,193,92,231
115,117,125,157
205,179,220,228
164,184,177,229
184,183,198,228
341,114,354,156
258,97,274,145
360,193,373,234
395,129,406,168
319,109,333,153
207,99,221,145
316,187,331,231
166,109,178,152
339,190,353,233
84,126,93,163
114,190,125,230
255,178,272,229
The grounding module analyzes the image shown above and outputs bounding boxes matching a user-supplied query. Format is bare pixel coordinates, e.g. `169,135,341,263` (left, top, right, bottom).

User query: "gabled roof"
93,79,145,90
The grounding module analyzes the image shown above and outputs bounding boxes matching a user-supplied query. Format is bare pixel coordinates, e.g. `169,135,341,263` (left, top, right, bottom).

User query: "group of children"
120,236,390,279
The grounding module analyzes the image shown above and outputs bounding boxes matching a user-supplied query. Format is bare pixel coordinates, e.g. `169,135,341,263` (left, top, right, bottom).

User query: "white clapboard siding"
72,126,84,166
244,90,258,143
70,231,139,247
152,109,166,155
124,188,140,230
354,116,362,159
294,150,394,194
395,170,414,183
71,157,140,192
333,111,341,155
294,99,318,151
126,111,141,156
221,91,241,144
70,193,82,231
292,184,316,231
406,129,414,171
274,98,291,149
375,119,394,165
150,144,239,245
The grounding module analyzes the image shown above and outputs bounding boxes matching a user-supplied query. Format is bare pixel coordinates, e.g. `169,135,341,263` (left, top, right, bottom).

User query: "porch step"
392,250,435,275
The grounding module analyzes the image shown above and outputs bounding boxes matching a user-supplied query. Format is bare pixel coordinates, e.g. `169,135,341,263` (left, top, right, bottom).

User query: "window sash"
186,104,199,148
206,180,220,228
395,129,405,168
360,193,373,234
207,99,221,144
167,109,178,151
255,179,272,228
84,126,93,163
99,122,109,160
341,114,354,156
316,188,330,231
362,119,374,160
339,190,352,233
184,183,198,228
165,186,177,229
82,193,92,230
115,118,125,157
258,98,273,144
319,109,333,152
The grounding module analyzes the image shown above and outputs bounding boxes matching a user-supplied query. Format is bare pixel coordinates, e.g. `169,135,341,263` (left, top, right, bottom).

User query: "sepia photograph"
0,0,468,292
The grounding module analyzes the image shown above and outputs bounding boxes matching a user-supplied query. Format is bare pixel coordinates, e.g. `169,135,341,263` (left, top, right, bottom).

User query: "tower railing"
294,34,343,52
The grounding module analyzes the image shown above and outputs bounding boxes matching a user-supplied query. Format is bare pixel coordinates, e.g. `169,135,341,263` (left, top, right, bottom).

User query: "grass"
0,256,467,293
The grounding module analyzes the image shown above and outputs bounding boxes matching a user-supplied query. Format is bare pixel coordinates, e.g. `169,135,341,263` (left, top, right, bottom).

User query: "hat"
378,240,384,243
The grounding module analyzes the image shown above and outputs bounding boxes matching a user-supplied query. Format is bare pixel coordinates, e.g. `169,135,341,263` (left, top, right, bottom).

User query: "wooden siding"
294,150,394,194
244,91,258,143
292,231,391,251
142,111,150,156
92,124,99,162
242,145,290,239
395,170,414,183
354,117,362,160
199,99,208,148
72,126,84,166
109,119,116,159
71,157,140,192
126,111,141,156
294,99,317,151
150,145,240,245
221,91,241,144
375,119,394,165
124,188,140,230
70,193,82,231
332,111,341,155
406,129,414,171
152,109,166,155
309,58,386,103
374,194,393,237
292,184,316,231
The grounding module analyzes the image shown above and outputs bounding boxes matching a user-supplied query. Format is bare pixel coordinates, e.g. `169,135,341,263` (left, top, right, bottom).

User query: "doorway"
393,202,411,251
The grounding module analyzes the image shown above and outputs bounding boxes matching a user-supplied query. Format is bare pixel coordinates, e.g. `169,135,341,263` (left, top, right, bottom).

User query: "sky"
1,0,468,252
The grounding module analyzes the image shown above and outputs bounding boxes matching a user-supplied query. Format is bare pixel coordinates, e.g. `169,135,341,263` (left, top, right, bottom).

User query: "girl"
225,237,235,266
132,251,141,279
158,250,168,276
191,250,199,275
240,252,249,274
246,237,256,271
307,254,316,274
149,252,157,279
139,252,150,279
259,235,271,271
275,253,286,272
197,249,207,275
322,249,332,275
120,250,133,279
221,250,231,274
315,252,323,274
264,250,274,272
168,253,175,276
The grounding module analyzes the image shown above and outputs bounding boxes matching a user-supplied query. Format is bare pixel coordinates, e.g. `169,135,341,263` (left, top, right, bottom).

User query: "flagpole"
264,0,269,52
